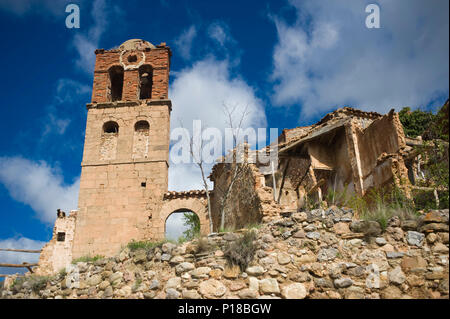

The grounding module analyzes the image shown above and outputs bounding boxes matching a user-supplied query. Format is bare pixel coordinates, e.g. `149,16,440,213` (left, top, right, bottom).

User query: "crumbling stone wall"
211,163,263,231
36,211,77,275
4,208,448,299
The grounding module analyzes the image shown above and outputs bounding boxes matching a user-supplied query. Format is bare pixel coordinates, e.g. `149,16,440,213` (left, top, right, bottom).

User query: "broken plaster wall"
132,128,150,159
356,111,410,194
100,132,118,160
36,211,77,275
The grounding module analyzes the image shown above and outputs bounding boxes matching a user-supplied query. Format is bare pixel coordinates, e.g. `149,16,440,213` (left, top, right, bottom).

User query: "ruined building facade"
36,39,430,275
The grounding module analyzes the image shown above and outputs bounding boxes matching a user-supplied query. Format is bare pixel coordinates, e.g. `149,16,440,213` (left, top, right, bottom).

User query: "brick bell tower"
72,39,172,258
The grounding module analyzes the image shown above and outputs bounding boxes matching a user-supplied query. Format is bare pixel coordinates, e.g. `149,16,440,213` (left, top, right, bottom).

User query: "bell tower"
72,39,172,258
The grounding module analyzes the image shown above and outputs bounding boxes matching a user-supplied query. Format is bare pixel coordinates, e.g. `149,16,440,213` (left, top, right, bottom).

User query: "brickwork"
91,40,171,103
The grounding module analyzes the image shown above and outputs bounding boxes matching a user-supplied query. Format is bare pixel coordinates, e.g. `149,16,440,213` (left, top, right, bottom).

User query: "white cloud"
168,57,267,191
270,0,449,119
174,25,198,60
207,22,233,47
72,0,123,75
0,157,80,225
170,57,266,133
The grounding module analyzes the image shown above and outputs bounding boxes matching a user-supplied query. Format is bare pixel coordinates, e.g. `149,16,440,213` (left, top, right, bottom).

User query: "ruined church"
37,39,425,274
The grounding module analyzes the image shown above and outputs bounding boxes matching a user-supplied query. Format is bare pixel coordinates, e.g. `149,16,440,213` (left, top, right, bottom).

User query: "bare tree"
214,102,251,231
189,135,214,234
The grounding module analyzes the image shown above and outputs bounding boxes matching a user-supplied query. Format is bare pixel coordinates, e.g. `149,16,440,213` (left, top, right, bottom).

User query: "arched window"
138,65,153,100
108,66,124,102
103,121,119,133
132,120,150,159
135,120,150,131
100,121,119,160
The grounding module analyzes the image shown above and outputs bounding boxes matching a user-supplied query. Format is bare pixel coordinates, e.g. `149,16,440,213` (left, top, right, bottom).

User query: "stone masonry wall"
74,101,171,258
4,208,447,299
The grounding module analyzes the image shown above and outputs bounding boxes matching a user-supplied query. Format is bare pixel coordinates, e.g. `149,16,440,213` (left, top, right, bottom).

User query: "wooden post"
0,248,41,253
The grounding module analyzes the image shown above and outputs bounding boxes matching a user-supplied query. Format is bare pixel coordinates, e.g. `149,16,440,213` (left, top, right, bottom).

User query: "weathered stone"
261,234,274,243
317,248,339,262
432,242,449,253
422,210,449,224
209,269,222,279
386,251,404,259
401,256,427,272
161,242,177,254
375,237,387,246
132,250,147,263
381,286,403,299
165,288,180,299
419,223,449,233
223,264,241,279
238,289,258,299
277,252,291,265
175,262,195,275
388,266,406,285
103,286,113,298
182,289,201,299
334,222,350,235
191,267,212,278
314,278,333,288
296,252,317,264
366,264,380,289
108,272,123,286
292,212,307,223
281,283,307,299
199,279,227,298
334,278,353,288
149,279,160,290
438,232,449,244
406,231,425,247
306,232,320,240
281,231,292,239
229,281,246,291
293,230,306,238
304,224,316,232
99,280,110,290
259,278,280,295
165,277,181,290
169,255,184,265
401,220,418,231
248,276,259,291
160,253,171,262
426,233,438,244
246,266,265,276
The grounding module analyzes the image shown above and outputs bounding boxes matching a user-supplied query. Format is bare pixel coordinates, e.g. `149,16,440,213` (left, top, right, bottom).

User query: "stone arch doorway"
157,196,209,240
165,209,200,241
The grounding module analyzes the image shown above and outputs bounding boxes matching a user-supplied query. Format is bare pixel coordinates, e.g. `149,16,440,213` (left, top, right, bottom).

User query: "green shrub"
359,186,419,230
127,240,167,252
29,276,50,293
224,231,257,271
72,255,104,264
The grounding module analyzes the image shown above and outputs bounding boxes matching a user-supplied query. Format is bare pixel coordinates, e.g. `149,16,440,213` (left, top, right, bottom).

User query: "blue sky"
0,0,448,276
